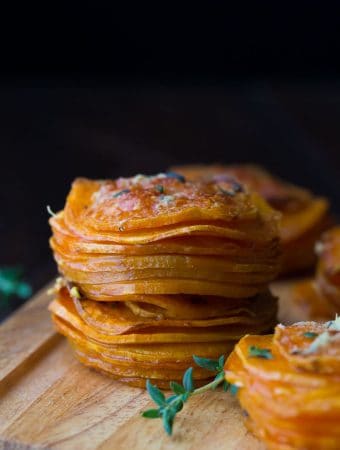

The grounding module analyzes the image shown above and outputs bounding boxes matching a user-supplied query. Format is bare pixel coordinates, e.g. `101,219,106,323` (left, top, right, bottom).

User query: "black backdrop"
1,4,340,318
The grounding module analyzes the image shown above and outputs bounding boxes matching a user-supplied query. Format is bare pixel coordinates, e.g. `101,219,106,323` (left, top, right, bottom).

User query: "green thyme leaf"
171,398,184,413
165,395,178,404
0,267,23,282
170,381,186,395
303,332,318,339
218,354,225,369
15,282,32,299
223,380,230,392
165,172,186,183
112,189,130,198
230,384,239,395
211,371,225,389
142,354,227,435
0,266,32,305
162,409,174,435
146,380,166,406
248,345,273,359
155,184,165,194
182,367,194,392
182,391,190,402
142,409,160,418
193,355,220,372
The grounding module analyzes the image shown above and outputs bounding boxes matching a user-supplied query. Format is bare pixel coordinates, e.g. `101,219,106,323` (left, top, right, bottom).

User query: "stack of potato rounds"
172,164,330,274
225,319,340,450
49,173,280,387
316,227,340,309
288,226,340,321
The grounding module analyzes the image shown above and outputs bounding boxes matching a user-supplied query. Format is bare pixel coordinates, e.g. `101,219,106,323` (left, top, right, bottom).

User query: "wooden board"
0,279,302,450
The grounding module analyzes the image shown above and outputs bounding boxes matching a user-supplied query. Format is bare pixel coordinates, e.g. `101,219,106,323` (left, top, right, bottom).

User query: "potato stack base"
225,320,340,450
49,174,280,387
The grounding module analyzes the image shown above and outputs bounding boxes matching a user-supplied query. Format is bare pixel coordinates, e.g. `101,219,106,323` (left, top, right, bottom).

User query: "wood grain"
0,279,299,450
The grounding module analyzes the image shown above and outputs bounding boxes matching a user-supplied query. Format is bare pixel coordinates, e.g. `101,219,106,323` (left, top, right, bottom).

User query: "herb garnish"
248,345,273,359
229,180,244,193
229,384,239,395
218,181,244,197
0,267,32,307
302,331,331,355
142,354,230,435
113,189,130,198
326,314,340,331
159,195,174,204
217,176,244,197
303,332,318,339
165,172,186,183
155,184,165,194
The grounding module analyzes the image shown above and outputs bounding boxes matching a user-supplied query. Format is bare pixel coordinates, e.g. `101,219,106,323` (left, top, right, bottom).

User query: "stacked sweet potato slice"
49,173,280,387
172,164,330,274
225,319,340,450
287,226,340,321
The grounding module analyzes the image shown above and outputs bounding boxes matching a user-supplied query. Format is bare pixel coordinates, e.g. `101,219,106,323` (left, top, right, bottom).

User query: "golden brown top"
274,320,340,373
172,164,317,213
61,174,280,236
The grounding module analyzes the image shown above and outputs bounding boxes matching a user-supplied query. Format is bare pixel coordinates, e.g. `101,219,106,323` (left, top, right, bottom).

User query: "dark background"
1,4,340,319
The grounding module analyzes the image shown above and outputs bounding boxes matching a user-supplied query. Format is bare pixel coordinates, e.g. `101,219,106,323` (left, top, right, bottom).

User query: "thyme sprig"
112,189,130,198
142,354,229,435
248,345,273,359
303,331,318,339
165,172,186,183
0,267,32,307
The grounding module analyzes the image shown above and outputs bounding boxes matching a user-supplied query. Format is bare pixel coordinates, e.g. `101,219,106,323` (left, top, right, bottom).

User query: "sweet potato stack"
288,226,340,321
225,319,340,450
49,173,280,388
172,164,330,274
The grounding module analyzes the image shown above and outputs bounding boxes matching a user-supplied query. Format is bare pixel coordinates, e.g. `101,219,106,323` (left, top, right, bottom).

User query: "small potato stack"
225,319,340,450
288,226,340,321
172,164,330,274
49,173,280,388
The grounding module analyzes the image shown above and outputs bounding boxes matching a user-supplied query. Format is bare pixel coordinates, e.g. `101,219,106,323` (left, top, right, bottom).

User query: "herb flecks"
302,331,331,355
159,195,174,204
165,172,186,183
326,314,340,331
0,267,32,307
142,354,228,435
113,189,130,198
303,332,319,339
248,345,273,360
217,177,244,197
230,384,239,396
300,315,340,355
155,184,165,194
